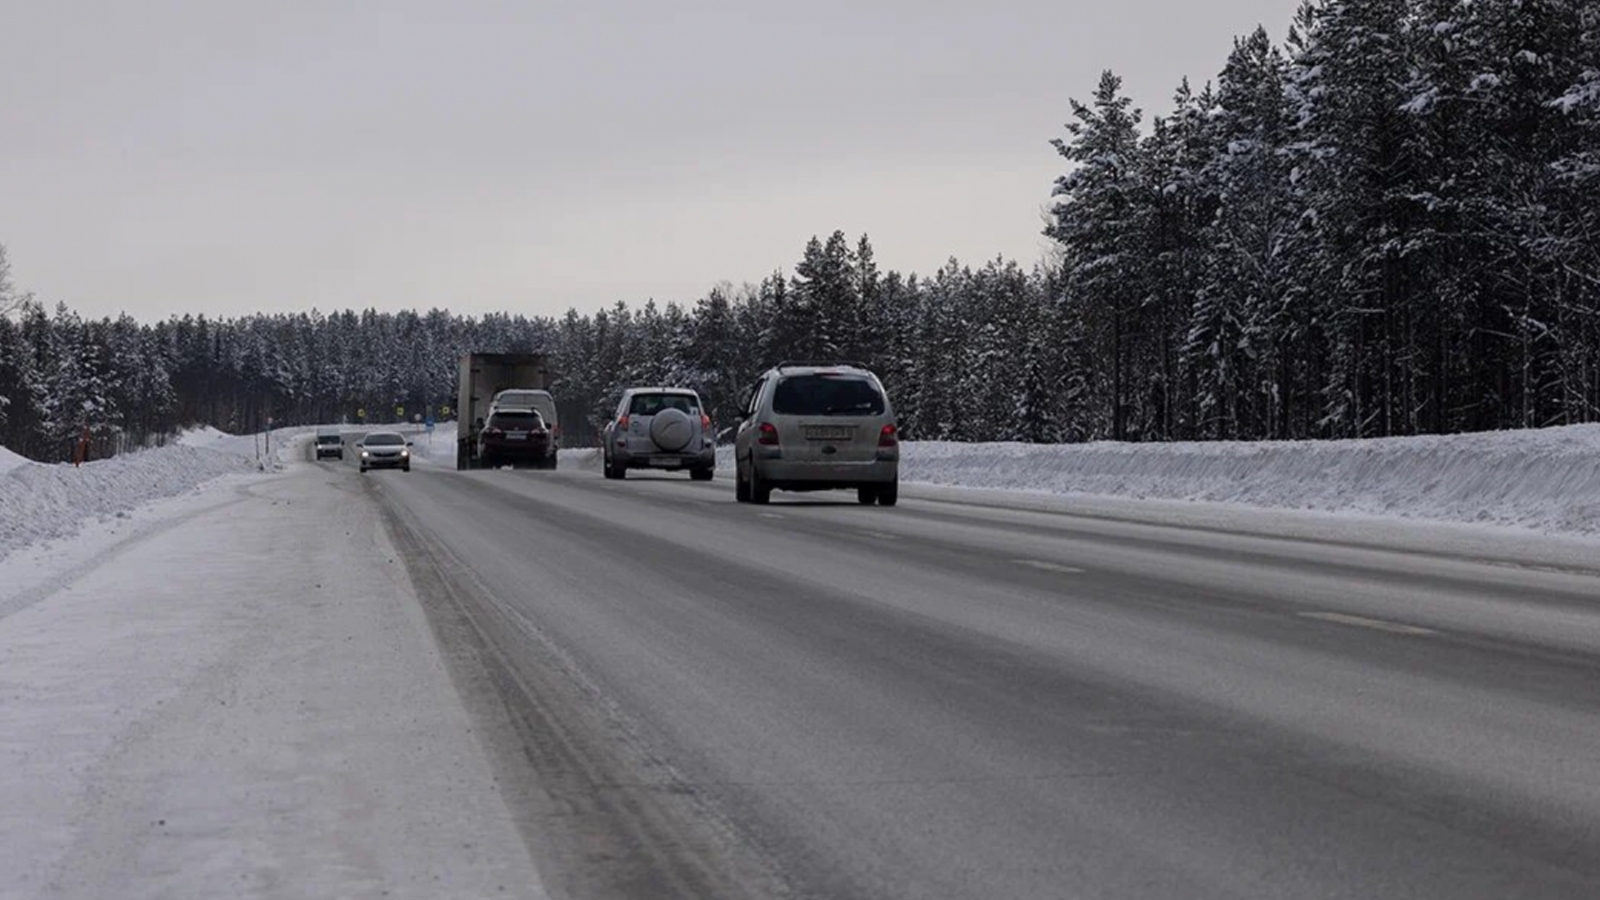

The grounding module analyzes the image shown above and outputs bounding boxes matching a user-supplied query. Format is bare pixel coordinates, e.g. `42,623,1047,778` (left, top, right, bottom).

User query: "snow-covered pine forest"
2,0,1597,461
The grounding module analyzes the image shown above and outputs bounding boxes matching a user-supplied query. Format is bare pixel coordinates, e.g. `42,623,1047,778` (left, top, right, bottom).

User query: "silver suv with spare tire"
734,362,899,505
601,388,716,480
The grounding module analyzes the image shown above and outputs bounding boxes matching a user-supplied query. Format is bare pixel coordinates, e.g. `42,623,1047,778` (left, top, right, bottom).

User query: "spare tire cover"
650,407,694,452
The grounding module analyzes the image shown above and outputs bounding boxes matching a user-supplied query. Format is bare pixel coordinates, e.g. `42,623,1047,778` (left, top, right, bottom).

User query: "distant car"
601,388,715,480
734,362,899,505
357,431,412,472
478,408,556,469
313,432,344,461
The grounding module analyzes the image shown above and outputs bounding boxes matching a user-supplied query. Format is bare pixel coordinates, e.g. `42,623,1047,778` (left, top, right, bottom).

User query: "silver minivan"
734,363,899,506
602,387,715,480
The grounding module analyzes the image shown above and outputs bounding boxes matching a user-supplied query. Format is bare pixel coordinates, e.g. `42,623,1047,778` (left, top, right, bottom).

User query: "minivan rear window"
772,375,886,417
316,435,341,444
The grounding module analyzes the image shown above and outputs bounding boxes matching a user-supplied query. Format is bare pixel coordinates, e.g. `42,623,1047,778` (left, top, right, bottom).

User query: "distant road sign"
440,405,452,418
357,408,366,419
396,406,405,419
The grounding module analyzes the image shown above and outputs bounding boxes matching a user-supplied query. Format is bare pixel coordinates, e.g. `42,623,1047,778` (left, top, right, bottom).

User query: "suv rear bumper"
482,441,554,461
755,457,897,487
614,447,715,470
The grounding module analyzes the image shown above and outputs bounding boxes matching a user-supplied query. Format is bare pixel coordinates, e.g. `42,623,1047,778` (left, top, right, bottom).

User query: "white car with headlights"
356,431,412,472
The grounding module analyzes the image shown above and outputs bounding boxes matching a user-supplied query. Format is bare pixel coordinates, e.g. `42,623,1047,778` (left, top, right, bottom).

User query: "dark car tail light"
758,422,780,446
879,424,898,448
485,427,504,437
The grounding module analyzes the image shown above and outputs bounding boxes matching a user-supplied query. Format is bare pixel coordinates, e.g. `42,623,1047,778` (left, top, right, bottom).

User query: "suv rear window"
488,412,545,428
629,393,698,415
772,375,886,417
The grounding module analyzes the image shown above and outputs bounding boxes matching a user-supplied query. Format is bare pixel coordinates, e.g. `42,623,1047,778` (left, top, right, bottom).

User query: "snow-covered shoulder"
0,445,30,475
898,425,1600,538
0,425,320,589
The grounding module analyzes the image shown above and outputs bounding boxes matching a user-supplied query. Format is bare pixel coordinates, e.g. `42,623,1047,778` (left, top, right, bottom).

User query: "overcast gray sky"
2,0,1294,321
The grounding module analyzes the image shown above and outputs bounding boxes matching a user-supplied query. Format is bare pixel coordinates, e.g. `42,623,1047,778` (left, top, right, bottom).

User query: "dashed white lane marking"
857,530,899,541
1013,559,1085,574
758,512,785,520
1298,611,1436,636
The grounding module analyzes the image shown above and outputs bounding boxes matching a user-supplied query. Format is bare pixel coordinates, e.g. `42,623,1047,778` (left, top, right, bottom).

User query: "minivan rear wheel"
748,456,771,504
877,481,899,507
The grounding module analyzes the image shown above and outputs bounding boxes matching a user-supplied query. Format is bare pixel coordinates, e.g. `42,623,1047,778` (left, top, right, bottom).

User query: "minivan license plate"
803,425,855,441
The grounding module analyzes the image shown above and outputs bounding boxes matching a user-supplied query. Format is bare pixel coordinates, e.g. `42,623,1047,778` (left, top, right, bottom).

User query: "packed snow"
0,444,259,562
0,437,546,898
896,425,1600,537
0,445,29,475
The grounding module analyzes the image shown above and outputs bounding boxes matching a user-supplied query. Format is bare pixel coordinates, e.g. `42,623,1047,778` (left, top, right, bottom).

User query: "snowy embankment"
898,425,1600,536
0,446,30,475
0,430,292,561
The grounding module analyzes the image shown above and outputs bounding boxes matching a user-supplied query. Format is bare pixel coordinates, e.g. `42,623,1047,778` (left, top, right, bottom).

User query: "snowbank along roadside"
896,425,1600,537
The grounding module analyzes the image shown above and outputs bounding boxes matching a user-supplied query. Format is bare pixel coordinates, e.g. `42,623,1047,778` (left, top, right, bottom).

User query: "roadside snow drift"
899,425,1600,536
0,446,29,475
0,442,260,560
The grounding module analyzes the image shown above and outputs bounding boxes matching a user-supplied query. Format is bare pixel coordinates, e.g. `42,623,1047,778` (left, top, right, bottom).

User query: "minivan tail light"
757,422,780,446
879,424,898,448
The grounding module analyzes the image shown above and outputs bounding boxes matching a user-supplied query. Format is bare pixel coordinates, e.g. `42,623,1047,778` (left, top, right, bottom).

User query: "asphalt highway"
326,444,1600,899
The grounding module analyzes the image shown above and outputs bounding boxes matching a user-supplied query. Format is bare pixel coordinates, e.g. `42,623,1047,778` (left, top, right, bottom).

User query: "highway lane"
340,457,1600,899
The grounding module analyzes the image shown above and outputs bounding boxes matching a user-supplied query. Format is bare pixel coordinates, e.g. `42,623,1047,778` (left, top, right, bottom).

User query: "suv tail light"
879,424,898,448
700,414,712,431
757,422,780,446
617,415,630,430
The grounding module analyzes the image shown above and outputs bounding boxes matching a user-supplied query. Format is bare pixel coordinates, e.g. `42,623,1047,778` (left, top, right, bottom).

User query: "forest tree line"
2,0,1597,461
